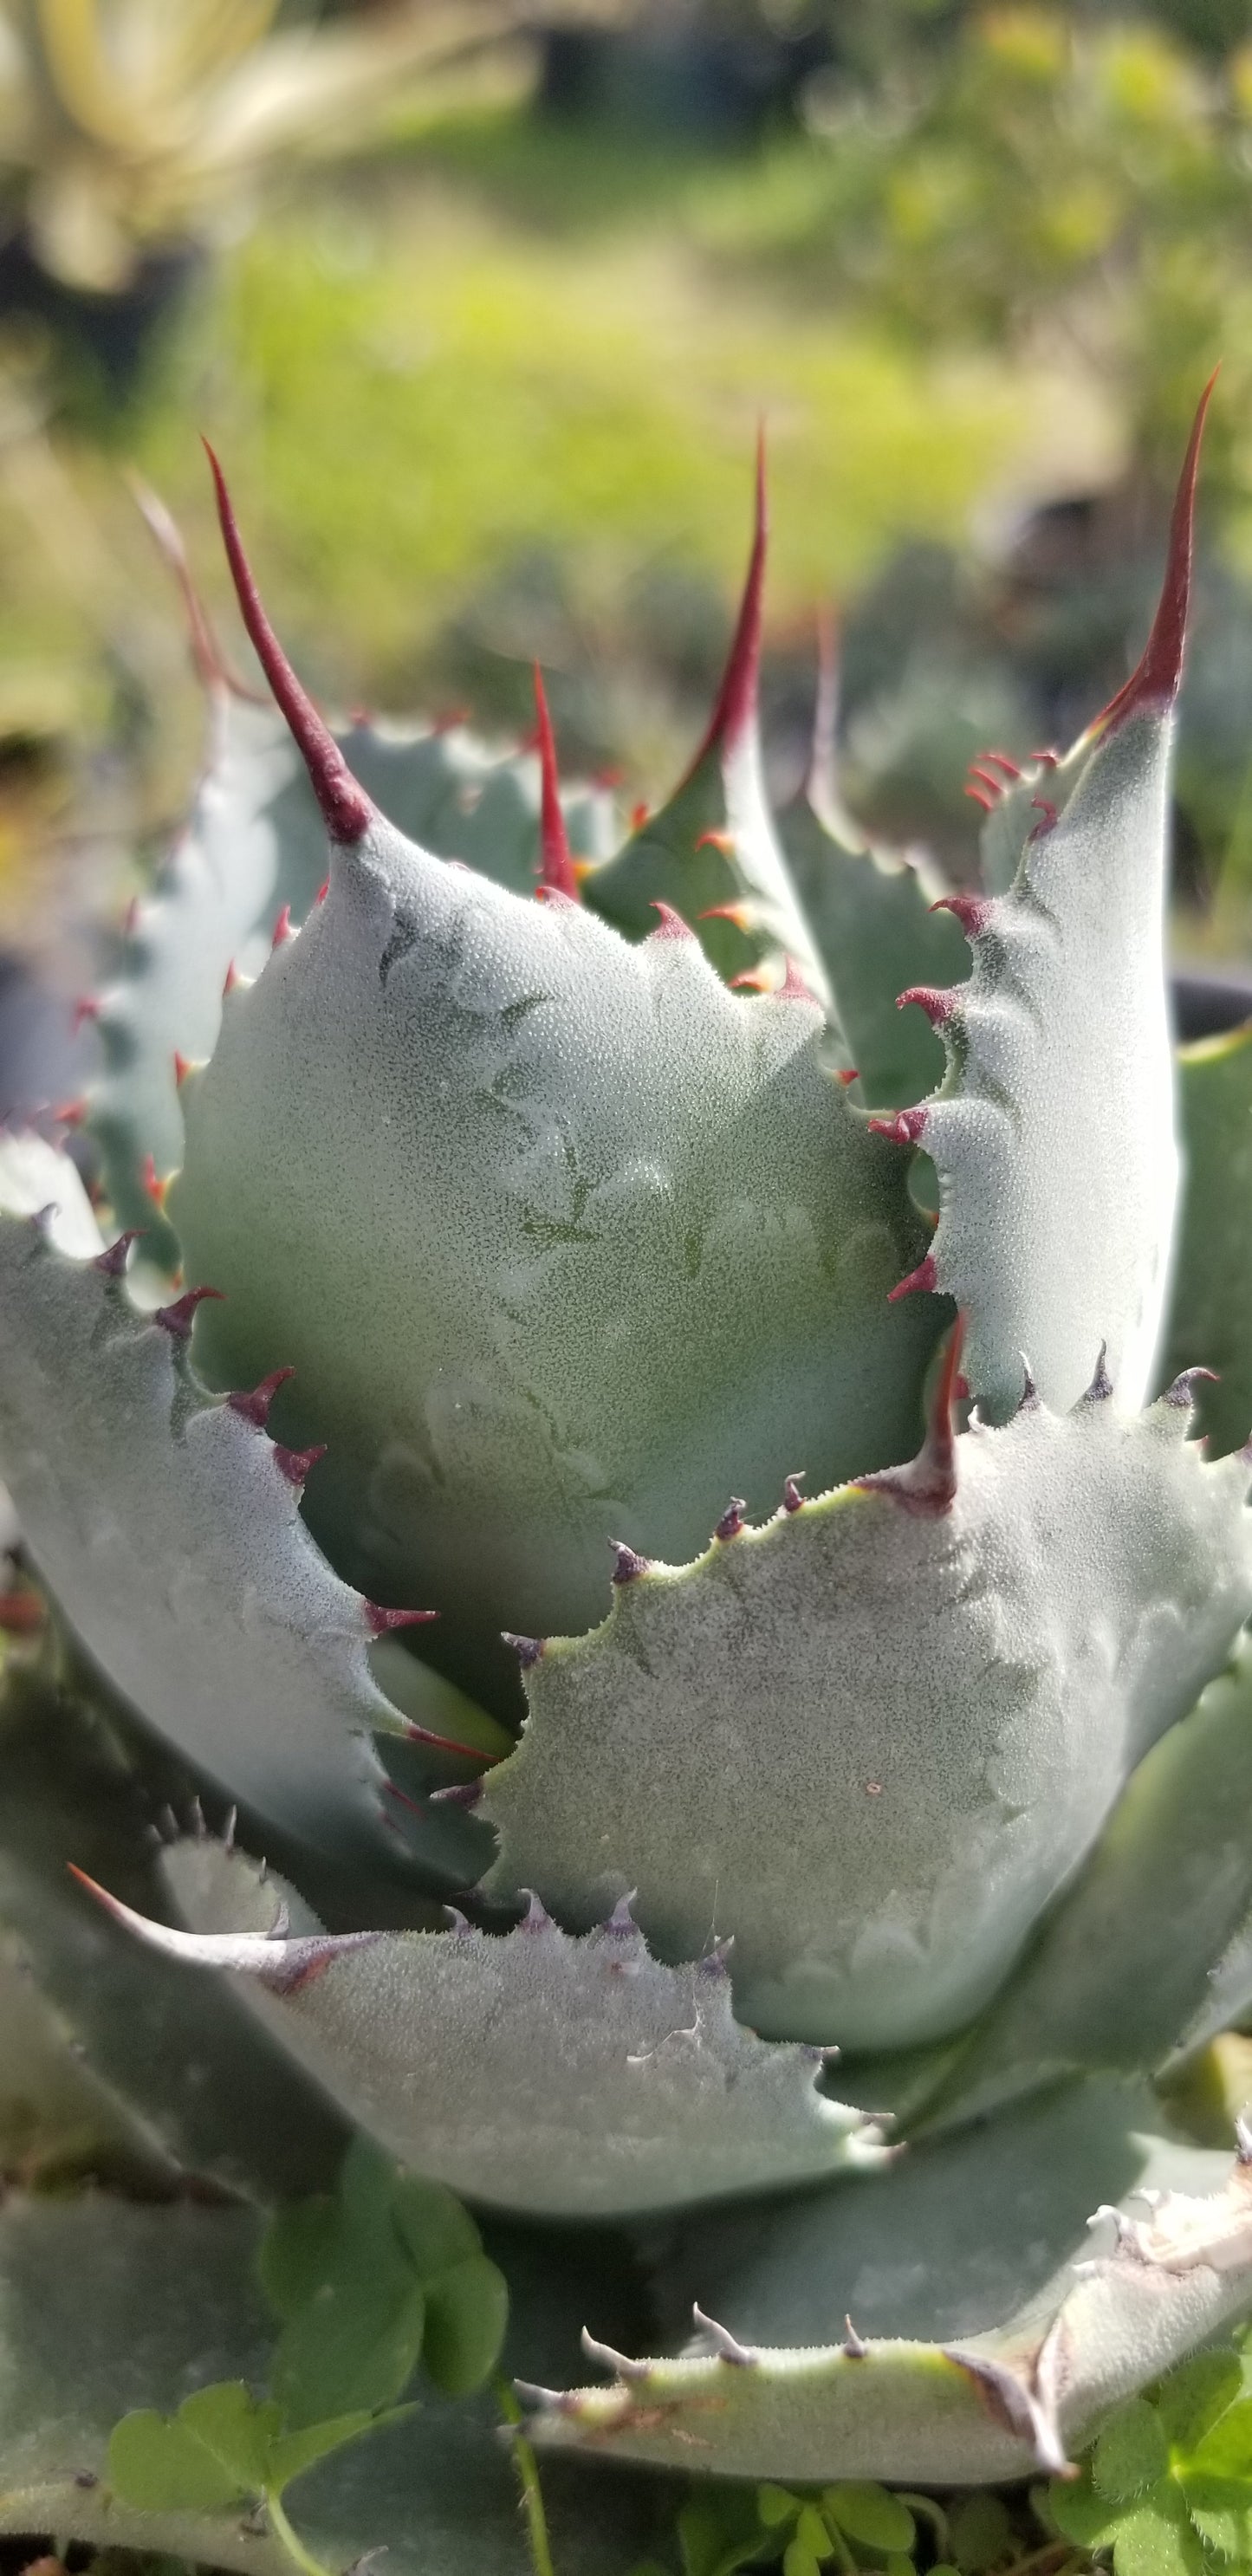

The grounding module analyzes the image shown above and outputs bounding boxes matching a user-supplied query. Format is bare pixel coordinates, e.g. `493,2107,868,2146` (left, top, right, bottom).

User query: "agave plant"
5,377,1252,2573
0,0,519,295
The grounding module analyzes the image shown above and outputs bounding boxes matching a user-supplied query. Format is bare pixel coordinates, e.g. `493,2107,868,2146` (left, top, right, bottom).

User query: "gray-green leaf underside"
0,2190,663,2574
1158,1016,1252,1457
93,1833,882,2219
485,1378,1252,2052
911,707,1180,1420
0,1216,486,1882
530,2077,1252,2487
88,690,614,1269
170,813,940,1705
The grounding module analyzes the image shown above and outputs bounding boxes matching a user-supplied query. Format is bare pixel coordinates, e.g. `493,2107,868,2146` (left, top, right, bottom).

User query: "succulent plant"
0,0,522,295
6,375,1252,2573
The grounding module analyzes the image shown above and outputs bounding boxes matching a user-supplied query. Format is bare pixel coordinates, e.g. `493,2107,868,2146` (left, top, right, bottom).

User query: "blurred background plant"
9,0,1252,1112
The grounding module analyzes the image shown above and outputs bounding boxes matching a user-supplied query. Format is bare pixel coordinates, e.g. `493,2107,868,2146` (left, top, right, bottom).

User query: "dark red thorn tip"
532,665,579,902
888,1252,938,1305
403,1722,493,1762
897,985,956,1028
73,996,101,1030
690,425,766,769
609,1539,650,1584
699,899,752,927
155,1285,224,1339
777,957,820,1005
228,1365,295,1427
53,1096,87,1127
868,1107,929,1146
931,893,992,939
782,1472,806,1514
979,750,1022,780
223,959,241,998
94,1229,141,1277
274,1441,327,1487
202,439,373,845
836,1066,860,1087
730,968,770,992
365,1602,438,1633
715,1497,747,1541
1093,370,1217,739
1028,796,1059,841
271,903,293,950
862,1314,965,1517
1030,747,1061,768
649,900,693,939
172,1051,194,1088
430,1779,484,1808
1163,1366,1219,1409
968,765,1005,801
315,877,329,905
503,1631,545,1667
963,784,996,813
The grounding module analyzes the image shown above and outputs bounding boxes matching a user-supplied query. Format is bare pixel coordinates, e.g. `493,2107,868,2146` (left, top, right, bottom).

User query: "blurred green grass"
0,93,1115,930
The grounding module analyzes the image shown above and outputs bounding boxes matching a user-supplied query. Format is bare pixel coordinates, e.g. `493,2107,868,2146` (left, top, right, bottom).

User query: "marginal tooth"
691,2303,757,2366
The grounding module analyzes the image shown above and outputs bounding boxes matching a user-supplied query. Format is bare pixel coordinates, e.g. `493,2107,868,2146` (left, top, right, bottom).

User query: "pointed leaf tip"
898,984,957,1028
155,1285,224,1340
364,1602,438,1633
609,1539,650,1584
1094,369,1218,738
532,665,579,901
503,1631,545,1667
202,438,373,845
648,899,694,938
94,1228,142,1277
227,1364,295,1427
273,1440,327,1487
688,429,767,768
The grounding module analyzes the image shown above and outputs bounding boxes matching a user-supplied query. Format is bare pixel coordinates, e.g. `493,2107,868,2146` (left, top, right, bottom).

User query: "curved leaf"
484,1360,1252,2050
77,1834,883,2220
170,799,938,1704
0,1215,485,1879
526,2083,1252,2487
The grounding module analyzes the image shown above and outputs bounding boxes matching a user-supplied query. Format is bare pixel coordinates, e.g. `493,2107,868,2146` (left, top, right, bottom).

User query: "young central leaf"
171,814,937,1691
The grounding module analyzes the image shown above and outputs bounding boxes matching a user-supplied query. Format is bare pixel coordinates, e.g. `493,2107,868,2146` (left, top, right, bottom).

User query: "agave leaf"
166,481,939,1703
1157,1018,1252,1458
77,1834,882,2220
526,2080,1252,2487
0,1128,103,1260
874,386,1214,1420
89,675,614,1275
776,653,971,1112
893,1635,1252,2131
0,1643,351,2197
0,1215,487,1880
483,1348,1252,2052
89,690,305,1267
0,2190,661,2574
583,447,835,1015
